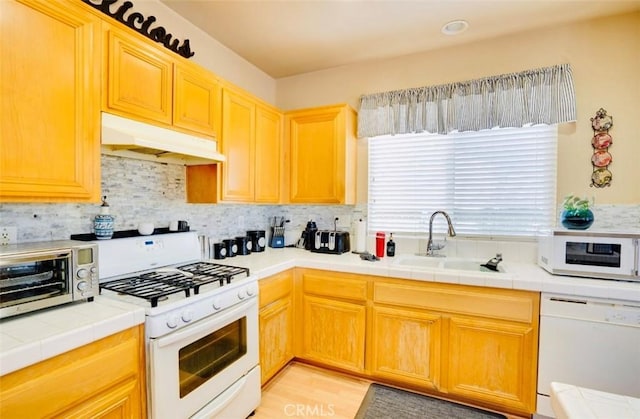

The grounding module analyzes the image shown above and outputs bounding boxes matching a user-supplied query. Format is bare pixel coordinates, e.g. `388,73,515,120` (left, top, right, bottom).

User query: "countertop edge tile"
0,340,42,376
0,299,145,376
550,382,640,419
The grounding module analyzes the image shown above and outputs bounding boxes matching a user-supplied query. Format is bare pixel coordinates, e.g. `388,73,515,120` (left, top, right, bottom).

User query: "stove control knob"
212,299,222,311
166,315,179,329
246,286,255,296
77,268,89,279
77,281,88,291
182,310,193,323
237,291,246,300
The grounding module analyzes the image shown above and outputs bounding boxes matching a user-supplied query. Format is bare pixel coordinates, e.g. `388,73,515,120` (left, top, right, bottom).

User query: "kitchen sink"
393,255,444,268
393,255,505,273
442,259,505,273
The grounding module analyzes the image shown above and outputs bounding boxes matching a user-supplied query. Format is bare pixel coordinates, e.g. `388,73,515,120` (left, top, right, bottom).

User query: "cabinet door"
259,297,294,384
57,378,139,419
370,306,441,390
173,63,218,137
254,105,283,203
105,27,172,125
301,294,366,373
447,316,537,413
0,0,101,202
220,89,255,202
286,105,356,204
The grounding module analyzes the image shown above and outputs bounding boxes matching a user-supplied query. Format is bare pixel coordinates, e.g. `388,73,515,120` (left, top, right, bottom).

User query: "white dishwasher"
536,292,640,418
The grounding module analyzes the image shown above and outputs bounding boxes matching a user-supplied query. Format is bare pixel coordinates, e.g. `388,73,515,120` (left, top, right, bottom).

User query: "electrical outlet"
0,226,17,245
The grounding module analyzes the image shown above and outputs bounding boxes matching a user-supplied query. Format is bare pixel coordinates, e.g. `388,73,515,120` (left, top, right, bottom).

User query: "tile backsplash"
1,155,638,257
0,155,356,245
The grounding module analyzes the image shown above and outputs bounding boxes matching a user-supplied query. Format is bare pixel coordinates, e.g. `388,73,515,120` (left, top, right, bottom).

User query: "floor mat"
355,383,507,419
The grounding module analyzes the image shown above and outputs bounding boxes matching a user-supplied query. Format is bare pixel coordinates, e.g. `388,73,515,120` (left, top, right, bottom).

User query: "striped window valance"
358,63,576,137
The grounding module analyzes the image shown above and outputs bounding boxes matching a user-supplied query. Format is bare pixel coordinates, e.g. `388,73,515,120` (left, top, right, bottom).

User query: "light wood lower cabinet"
447,315,537,413
259,270,294,384
370,305,442,390
298,270,367,373
372,279,539,415
258,269,539,415
301,294,366,373
0,326,146,418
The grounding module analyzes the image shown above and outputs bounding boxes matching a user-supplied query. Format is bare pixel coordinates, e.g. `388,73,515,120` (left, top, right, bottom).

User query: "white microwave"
538,229,640,282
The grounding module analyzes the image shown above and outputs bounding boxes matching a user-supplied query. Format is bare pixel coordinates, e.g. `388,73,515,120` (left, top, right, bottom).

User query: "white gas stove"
90,231,261,419
95,231,257,338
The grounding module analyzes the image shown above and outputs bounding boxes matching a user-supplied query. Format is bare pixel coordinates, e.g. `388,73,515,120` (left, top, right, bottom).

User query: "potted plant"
561,194,594,230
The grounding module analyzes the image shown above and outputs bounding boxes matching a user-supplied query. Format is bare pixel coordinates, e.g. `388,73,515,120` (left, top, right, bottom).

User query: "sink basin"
442,260,505,273
393,255,505,273
394,255,443,268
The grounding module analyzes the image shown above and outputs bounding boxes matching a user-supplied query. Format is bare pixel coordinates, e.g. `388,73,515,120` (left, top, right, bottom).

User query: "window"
368,125,557,238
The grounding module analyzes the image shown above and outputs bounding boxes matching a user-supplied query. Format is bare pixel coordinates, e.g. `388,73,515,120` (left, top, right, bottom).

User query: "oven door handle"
155,297,256,348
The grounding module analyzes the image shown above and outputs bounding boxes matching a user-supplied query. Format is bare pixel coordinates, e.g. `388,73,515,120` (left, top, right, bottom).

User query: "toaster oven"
0,241,98,319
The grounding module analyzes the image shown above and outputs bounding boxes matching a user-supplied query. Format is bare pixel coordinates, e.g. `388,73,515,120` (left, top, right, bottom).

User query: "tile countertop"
0,297,145,376
219,247,640,303
1,247,639,377
550,382,640,419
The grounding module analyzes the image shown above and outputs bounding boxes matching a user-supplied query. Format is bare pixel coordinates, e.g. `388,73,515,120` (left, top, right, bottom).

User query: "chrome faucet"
426,211,456,256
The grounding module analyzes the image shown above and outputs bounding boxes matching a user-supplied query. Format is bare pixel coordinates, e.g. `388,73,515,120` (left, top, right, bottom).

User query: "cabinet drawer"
302,270,367,302
259,270,293,308
374,282,536,323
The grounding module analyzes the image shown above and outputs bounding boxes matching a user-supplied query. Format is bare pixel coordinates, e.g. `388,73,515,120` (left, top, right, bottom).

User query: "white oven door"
148,298,259,419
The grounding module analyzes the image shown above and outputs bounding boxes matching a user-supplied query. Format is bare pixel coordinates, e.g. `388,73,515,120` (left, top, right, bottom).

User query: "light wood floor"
253,362,528,419
253,362,371,419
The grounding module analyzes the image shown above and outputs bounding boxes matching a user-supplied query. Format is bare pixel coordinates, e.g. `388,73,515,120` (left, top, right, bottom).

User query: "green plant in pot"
561,194,594,230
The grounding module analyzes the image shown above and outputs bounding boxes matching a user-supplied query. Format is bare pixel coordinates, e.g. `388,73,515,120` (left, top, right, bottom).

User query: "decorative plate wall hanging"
590,108,613,188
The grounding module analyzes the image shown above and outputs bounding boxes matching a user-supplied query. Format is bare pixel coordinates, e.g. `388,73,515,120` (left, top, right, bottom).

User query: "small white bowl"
138,223,154,235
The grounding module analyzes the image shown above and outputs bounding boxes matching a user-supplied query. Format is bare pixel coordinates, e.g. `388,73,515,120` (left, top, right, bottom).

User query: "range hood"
101,113,225,165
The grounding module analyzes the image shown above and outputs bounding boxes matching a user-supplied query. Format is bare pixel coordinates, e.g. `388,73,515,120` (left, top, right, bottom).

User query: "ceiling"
160,0,640,79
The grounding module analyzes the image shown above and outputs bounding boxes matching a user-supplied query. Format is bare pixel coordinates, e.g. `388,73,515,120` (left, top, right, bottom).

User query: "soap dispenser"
386,233,396,257
94,196,114,240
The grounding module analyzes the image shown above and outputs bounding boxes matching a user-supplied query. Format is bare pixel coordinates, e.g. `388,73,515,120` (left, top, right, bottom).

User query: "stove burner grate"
176,262,250,293
99,262,250,307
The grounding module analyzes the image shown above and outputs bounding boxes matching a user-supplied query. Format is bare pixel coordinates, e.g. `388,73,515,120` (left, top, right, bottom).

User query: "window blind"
368,125,557,238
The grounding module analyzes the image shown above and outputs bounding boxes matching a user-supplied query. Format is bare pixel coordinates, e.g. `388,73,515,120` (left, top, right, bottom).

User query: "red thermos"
376,232,385,258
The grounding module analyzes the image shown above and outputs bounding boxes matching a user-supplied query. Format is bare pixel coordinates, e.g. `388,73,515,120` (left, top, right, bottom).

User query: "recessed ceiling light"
441,20,469,36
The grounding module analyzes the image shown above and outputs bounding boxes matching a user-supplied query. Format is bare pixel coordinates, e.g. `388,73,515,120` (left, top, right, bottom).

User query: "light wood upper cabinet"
220,88,256,201
285,104,357,204
0,326,146,418
255,105,283,203
259,270,294,385
0,0,101,202
173,63,219,137
217,86,283,203
104,25,218,138
105,26,173,125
